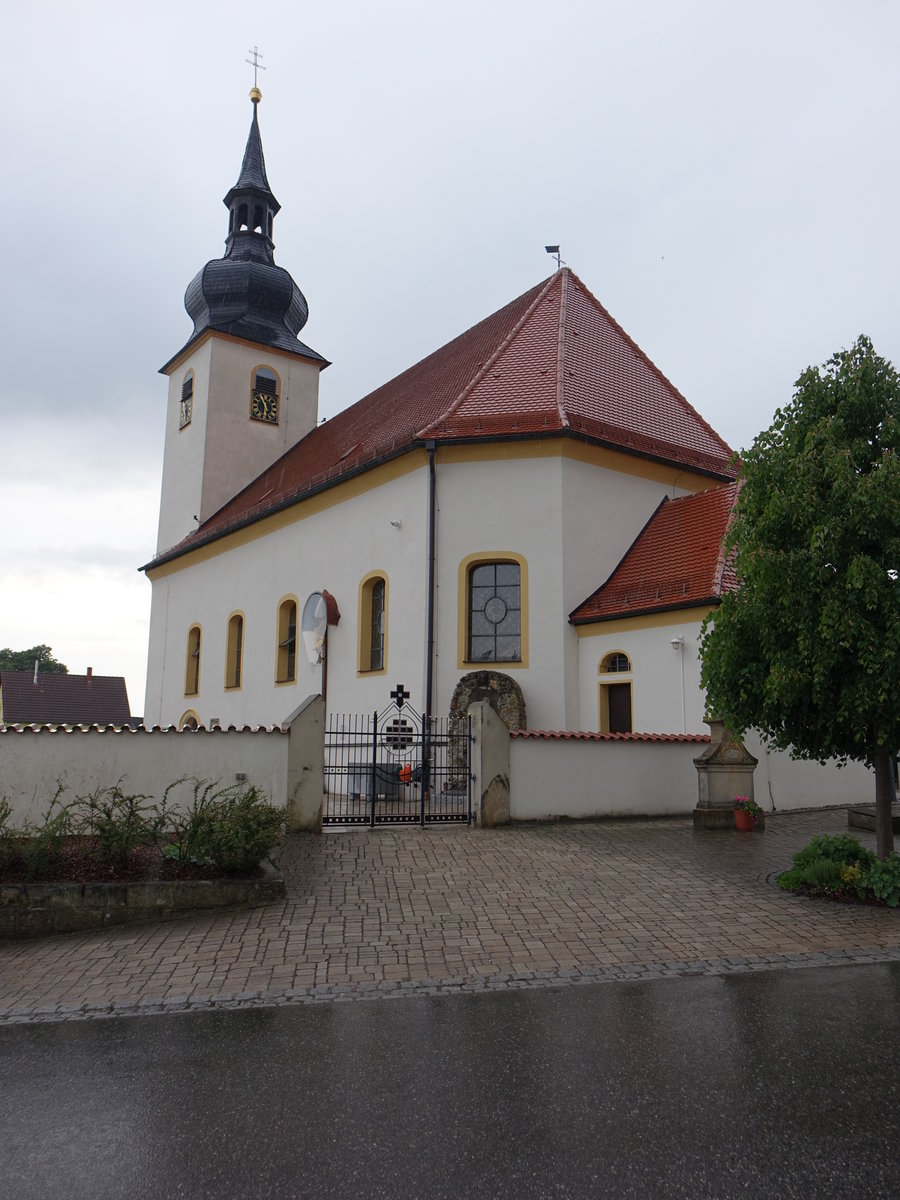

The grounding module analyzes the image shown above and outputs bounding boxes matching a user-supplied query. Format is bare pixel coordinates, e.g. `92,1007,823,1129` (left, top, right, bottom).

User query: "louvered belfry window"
255,370,277,396
179,373,194,429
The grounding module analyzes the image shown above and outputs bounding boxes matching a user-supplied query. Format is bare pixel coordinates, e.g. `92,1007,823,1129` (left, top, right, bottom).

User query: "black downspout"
422,440,437,827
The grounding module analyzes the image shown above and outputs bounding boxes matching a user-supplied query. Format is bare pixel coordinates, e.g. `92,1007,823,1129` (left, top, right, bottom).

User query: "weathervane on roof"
545,245,565,270
246,45,266,102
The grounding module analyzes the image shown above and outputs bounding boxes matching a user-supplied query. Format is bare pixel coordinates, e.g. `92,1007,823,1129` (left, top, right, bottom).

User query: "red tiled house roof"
569,483,739,624
0,672,132,726
147,269,736,568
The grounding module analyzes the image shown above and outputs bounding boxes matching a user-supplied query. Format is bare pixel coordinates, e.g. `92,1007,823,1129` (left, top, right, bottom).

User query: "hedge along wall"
0,724,290,827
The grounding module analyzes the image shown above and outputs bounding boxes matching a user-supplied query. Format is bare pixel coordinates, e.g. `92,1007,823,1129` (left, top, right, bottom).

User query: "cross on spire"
246,45,266,90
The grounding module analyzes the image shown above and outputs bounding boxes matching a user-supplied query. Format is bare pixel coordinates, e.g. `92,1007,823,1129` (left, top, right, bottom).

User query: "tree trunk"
873,748,895,861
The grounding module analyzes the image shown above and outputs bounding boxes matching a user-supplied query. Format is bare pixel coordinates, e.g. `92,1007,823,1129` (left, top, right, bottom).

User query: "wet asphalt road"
2,962,899,1200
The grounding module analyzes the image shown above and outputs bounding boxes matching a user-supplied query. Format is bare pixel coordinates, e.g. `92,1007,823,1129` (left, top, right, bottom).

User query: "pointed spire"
222,94,281,264
229,98,279,206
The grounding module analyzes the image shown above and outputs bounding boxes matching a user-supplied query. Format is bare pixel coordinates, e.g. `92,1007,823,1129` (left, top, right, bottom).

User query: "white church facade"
142,92,742,741
138,94,874,818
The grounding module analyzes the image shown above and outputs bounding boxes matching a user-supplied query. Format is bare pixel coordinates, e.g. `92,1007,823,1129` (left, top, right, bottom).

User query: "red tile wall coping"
0,723,287,735
511,730,711,743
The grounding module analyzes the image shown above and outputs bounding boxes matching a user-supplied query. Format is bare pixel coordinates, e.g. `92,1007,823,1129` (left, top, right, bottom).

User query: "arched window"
225,613,244,689
468,561,521,663
185,626,201,696
179,371,193,429
237,203,249,231
179,710,199,731
358,574,388,673
276,597,298,683
598,651,632,734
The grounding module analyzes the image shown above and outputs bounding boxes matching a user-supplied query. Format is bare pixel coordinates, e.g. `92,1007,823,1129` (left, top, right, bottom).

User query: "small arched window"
225,614,244,689
179,710,199,731
276,598,297,683
358,574,387,673
179,371,193,430
237,203,249,231
185,626,201,696
601,652,631,673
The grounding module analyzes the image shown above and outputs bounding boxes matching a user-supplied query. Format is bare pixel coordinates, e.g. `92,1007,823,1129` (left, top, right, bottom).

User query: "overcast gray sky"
3,0,899,716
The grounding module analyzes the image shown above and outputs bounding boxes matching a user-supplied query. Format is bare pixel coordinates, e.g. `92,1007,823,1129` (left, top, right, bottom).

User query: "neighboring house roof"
569,482,740,624
146,268,736,570
0,672,131,726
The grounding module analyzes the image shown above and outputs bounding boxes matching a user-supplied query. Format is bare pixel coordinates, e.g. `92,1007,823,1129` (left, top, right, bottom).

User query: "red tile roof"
149,269,735,567
0,672,132,726
569,483,739,624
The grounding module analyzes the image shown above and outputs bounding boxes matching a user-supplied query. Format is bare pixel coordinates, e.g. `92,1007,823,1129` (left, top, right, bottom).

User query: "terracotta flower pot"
734,809,757,832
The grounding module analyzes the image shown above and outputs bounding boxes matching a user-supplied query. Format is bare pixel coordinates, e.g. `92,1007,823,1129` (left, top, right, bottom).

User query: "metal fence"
323,702,471,827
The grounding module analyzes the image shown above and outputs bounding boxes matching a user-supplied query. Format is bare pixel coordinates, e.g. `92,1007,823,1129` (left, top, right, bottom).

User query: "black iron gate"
323,684,472,827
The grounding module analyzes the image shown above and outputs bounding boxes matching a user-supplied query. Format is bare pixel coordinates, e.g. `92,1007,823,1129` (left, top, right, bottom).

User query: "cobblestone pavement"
1,809,898,1025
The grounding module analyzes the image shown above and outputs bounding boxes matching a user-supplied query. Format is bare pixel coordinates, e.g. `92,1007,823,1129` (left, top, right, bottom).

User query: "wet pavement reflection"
2,961,899,1198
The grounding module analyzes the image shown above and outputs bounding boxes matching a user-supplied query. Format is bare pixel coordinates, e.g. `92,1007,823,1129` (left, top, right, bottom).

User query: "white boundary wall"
745,732,875,811
508,733,708,821
506,730,876,823
0,725,289,827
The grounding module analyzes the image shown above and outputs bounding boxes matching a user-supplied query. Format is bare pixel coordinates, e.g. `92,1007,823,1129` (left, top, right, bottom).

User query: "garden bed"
0,781,287,938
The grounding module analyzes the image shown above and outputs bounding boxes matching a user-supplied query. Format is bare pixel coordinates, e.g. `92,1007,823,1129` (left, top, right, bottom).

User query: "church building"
141,91,740,738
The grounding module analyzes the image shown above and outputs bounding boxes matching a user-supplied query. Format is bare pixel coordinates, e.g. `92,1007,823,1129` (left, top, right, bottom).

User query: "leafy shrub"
70,785,160,867
0,797,14,866
858,855,900,908
796,857,844,892
156,779,220,866
792,834,875,871
779,835,900,906
22,792,74,880
202,785,286,874
157,780,284,873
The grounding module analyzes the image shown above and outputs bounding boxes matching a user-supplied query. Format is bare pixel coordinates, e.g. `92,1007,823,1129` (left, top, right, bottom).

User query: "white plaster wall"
509,736,703,820
745,732,874,812
560,456,714,727
157,339,212,554
147,443,734,735
145,460,431,729
431,452,566,730
576,614,708,734
156,335,321,555
0,726,288,827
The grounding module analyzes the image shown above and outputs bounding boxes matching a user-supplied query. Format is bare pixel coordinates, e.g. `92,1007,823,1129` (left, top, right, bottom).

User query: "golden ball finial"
250,86,262,104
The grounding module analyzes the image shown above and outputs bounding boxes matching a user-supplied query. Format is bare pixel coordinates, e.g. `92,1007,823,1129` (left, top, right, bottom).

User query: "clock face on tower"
250,389,279,424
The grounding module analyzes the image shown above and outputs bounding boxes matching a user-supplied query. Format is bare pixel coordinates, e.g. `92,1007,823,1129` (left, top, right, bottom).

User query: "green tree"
0,645,69,675
701,336,899,859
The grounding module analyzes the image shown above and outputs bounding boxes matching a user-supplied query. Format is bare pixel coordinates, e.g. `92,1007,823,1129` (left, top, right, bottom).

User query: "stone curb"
0,868,286,939
3,944,900,1027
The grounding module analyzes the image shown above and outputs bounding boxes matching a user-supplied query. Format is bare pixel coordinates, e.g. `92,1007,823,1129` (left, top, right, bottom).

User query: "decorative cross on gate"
390,683,410,709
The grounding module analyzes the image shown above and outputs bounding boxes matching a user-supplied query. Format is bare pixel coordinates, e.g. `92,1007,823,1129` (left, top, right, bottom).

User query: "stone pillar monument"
693,719,761,830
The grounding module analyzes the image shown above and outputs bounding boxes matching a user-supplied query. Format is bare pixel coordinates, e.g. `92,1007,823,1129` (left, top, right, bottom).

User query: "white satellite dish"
301,593,329,665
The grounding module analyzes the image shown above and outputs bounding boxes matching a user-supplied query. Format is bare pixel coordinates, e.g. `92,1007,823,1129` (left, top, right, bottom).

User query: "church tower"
155,87,327,554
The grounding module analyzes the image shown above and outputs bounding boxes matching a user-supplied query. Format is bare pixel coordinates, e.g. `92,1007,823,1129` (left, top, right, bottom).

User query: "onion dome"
179,91,326,363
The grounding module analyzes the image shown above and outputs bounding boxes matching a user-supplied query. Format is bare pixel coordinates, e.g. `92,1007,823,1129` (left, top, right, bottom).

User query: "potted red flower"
734,795,763,831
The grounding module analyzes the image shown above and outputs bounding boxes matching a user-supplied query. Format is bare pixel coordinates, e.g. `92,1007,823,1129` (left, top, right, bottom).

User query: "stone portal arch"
449,670,527,730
